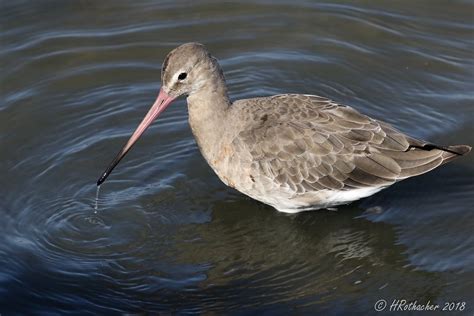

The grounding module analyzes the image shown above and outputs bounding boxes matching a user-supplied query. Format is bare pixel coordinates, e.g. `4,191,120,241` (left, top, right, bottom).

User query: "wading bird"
97,43,471,213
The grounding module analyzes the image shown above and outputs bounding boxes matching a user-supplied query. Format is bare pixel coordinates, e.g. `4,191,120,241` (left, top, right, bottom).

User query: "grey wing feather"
232,94,464,195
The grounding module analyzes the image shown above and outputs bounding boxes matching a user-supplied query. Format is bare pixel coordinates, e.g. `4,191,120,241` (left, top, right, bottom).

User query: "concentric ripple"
1,0,473,314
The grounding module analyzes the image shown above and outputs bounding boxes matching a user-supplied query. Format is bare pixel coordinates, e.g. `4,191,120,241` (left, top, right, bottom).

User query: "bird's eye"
178,72,187,80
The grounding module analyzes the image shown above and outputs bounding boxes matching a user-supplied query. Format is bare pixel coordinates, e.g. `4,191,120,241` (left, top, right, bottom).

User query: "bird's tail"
384,143,471,180
441,144,472,164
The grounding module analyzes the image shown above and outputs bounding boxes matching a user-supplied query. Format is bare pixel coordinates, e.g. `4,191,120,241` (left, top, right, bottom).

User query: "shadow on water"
0,198,446,314
2,165,471,314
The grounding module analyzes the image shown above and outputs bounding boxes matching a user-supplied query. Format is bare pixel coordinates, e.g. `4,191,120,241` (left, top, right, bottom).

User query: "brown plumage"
97,43,471,213
222,94,470,211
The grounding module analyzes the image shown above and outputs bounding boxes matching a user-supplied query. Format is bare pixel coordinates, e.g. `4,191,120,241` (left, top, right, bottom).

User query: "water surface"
1,1,473,314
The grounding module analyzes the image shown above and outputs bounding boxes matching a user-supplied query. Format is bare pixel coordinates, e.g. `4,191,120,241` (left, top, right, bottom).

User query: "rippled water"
1,1,473,314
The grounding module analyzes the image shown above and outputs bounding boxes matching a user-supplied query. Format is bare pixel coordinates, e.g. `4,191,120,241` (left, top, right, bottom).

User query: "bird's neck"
186,76,231,166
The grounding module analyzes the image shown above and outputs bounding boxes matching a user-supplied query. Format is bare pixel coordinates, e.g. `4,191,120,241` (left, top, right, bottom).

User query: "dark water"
1,1,473,314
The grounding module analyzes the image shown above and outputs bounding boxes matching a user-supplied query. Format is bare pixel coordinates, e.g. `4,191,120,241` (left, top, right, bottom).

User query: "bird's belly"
255,186,385,213
228,175,386,213
210,145,386,213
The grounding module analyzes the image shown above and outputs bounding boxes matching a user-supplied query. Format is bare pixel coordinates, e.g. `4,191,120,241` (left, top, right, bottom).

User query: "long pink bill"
97,88,175,186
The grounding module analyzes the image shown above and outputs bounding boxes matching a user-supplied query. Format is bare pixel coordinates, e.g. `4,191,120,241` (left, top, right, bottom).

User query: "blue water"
1,1,473,314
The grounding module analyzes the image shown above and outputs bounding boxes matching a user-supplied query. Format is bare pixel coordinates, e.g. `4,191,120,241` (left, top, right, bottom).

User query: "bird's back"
216,94,470,212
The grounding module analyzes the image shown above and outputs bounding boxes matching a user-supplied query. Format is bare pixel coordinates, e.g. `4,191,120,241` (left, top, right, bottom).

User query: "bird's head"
97,42,215,186
161,42,217,98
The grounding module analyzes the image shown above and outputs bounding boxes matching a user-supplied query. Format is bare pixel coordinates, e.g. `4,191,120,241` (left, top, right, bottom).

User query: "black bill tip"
97,172,108,186
96,149,126,186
